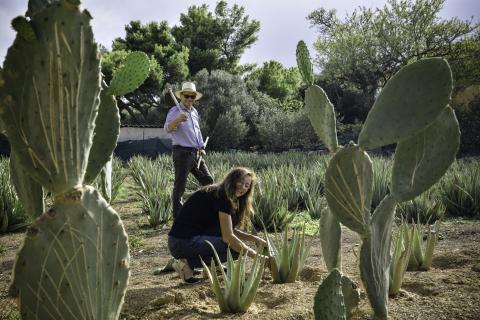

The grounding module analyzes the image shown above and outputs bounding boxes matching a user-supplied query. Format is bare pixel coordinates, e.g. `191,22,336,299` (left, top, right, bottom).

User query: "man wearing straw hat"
164,81,214,218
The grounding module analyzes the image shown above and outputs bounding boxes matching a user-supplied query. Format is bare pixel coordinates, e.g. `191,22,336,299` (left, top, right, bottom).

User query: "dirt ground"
1,198,479,320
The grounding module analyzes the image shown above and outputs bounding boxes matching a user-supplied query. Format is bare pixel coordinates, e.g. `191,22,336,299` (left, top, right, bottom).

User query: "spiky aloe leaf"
325,145,373,236
200,258,229,312
408,223,425,270
84,82,120,184
313,268,346,320
421,220,440,270
10,149,44,218
359,58,452,150
11,16,37,42
320,210,342,271
108,51,150,96
391,107,460,202
0,3,101,194
305,85,338,152
9,186,129,320
389,223,412,295
239,252,265,312
226,250,242,312
296,40,314,86
359,195,397,320
341,275,360,320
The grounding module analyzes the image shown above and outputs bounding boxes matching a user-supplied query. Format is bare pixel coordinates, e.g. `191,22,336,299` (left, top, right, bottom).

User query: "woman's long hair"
204,167,256,229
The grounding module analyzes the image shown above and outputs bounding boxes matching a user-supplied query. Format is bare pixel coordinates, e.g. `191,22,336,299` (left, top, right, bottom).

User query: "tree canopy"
309,0,479,100
172,0,260,75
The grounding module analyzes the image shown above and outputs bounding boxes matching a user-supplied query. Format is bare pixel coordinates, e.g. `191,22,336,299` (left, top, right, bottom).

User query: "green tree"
308,0,479,120
246,60,303,110
113,20,189,84
173,1,260,75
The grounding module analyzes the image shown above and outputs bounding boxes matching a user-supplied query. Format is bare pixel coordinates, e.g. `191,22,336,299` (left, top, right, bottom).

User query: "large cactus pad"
325,145,373,235
296,40,314,85
391,106,460,201
9,186,130,320
305,85,338,152
359,195,397,320
0,3,101,194
320,210,342,271
109,51,150,97
359,58,452,150
313,268,346,320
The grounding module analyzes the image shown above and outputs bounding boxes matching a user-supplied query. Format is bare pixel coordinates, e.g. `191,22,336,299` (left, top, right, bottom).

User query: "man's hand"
199,149,206,157
175,113,188,123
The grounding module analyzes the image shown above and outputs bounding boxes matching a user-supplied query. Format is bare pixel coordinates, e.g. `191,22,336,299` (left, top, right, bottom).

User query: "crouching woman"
168,167,269,283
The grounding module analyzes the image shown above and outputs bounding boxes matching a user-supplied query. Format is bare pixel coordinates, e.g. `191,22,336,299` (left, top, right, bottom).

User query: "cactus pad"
358,58,452,150
341,275,360,319
84,83,120,184
313,268,346,320
0,3,101,194
320,210,342,271
359,195,397,320
108,51,150,96
305,85,338,152
10,149,44,218
325,145,373,235
9,186,130,320
391,106,460,201
296,40,314,85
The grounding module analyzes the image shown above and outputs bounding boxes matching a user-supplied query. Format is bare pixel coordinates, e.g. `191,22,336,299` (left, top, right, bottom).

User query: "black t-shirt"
169,187,238,238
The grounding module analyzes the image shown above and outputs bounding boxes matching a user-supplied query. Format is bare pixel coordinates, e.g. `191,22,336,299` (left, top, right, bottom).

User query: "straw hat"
175,81,203,101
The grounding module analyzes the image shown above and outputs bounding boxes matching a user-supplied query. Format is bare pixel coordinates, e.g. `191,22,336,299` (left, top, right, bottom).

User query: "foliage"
201,241,265,313
172,0,260,75
0,158,27,234
193,69,260,149
397,190,445,223
210,105,248,150
246,60,303,109
439,160,480,218
388,223,412,295
129,156,173,227
266,224,313,283
406,220,441,271
309,0,479,105
454,92,480,156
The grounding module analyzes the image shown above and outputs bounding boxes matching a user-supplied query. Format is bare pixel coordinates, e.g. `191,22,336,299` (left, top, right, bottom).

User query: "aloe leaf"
421,221,440,270
201,258,228,312
279,227,290,282
226,253,242,312
239,255,265,312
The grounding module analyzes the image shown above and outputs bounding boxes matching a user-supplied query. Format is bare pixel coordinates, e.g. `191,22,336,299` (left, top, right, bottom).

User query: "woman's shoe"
172,259,200,284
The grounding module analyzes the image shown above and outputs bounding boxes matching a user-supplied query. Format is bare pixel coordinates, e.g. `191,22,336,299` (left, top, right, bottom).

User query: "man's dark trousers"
172,145,214,217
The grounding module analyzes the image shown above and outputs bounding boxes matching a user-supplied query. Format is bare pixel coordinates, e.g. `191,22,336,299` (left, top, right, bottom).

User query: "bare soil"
1,199,479,320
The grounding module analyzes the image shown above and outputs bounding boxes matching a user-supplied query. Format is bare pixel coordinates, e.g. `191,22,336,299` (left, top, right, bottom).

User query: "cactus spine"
0,1,148,318
297,40,459,319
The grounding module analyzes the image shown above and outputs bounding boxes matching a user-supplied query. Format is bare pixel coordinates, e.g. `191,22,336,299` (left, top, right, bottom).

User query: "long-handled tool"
197,136,209,169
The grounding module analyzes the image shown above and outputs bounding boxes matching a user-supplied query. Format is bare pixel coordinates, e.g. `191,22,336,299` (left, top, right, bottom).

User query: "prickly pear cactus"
109,51,150,96
298,40,460,320
9,186,129,319
296,40,314,85
313,268,346,320
0,2,101,194
319,210,342,270
1,1,134,319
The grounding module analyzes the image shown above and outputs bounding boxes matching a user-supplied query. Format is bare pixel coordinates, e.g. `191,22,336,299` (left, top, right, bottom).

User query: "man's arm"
164,108,187,132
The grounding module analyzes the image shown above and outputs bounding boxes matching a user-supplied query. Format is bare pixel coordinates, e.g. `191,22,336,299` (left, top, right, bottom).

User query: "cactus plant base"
9,186,130,320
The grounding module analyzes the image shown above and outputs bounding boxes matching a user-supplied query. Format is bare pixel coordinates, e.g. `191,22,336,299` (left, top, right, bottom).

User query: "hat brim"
175,89,203,101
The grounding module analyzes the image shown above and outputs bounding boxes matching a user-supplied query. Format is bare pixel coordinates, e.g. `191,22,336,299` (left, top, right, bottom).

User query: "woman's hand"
253,236,267,248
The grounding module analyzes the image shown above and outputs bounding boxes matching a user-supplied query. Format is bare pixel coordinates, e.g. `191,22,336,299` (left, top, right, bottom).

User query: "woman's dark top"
169,187,238,238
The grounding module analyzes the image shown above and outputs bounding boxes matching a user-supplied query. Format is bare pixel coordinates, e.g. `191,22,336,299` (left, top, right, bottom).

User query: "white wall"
118,127,171,142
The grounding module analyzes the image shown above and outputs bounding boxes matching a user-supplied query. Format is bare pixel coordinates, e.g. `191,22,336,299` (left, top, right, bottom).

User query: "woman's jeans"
168,235,239,269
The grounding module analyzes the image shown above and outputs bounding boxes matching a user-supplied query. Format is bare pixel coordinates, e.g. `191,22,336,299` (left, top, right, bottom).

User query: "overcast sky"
1,0,478,68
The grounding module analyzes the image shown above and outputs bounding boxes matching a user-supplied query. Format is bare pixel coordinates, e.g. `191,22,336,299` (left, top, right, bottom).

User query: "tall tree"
308,0,479,119
246,60,303,110
113,20,189,85
173,1,260,75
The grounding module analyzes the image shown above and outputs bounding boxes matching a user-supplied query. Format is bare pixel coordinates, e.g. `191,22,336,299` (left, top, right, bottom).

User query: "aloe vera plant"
297,40,459,319
201,241,265,313
266,224,313,283
388,222,412,295
406,220,441,271
0,1,148,318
